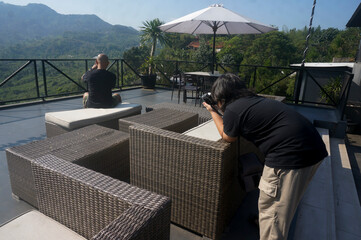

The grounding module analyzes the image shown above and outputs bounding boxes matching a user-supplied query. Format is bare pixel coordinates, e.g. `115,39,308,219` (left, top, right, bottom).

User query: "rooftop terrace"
1,88,361,239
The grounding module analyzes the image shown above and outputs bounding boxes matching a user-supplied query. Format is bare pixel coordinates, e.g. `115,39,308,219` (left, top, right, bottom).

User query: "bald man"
82,54,121,108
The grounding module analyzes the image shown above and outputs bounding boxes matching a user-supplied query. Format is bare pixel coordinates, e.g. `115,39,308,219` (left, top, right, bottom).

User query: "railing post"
85,59,88,72
253,66,257,88
120,59,124,87
294,68,304,104
41,60,48,98
33,60,41,99
116,59,120,89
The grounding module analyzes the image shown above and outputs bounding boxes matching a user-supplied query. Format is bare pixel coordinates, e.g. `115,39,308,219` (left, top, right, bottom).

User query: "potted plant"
140,56,157,89
140,18,169,89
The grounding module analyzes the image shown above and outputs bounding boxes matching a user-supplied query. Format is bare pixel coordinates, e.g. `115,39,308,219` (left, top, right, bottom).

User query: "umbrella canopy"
160,4,277,72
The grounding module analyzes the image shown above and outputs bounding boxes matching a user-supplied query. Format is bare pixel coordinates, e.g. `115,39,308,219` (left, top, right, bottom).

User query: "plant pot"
141,74,157,89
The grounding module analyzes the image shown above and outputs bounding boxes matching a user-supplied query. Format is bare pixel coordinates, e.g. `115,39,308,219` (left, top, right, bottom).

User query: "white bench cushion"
45,103,142,130
183,119,221,141
0,210,86,240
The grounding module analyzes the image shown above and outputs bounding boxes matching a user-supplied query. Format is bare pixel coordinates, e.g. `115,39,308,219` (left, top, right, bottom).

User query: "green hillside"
0,2,140,104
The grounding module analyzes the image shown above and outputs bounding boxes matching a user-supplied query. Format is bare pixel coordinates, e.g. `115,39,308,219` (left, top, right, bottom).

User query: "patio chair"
170,70,182,101
170,72,203,105
0,154,171,240
128,123,244,240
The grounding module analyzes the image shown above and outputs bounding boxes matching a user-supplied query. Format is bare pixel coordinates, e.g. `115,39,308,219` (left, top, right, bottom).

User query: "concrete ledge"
292,128,336,240
331,138,361,239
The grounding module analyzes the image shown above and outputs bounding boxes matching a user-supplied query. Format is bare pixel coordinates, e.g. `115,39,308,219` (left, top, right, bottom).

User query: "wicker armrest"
32,154,171,240
129,124,242,240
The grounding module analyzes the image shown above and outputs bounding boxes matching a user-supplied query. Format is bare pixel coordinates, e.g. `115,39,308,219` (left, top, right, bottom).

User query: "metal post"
294,69,304,104
212,30,216,74
120,59,124,87
85,60,88,72
41,60,48,98
116,60,120,88
253,67,257,88
33,60,40,99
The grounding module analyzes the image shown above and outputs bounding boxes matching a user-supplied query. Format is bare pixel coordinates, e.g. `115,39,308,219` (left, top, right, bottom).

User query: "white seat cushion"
45,102,142,130
0,210,86,240
183,119,221,141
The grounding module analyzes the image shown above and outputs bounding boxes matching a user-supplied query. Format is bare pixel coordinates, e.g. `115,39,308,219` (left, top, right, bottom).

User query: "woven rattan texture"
129,124,243,240
6,125,130,208
145,102,212,124
32,154,171,240
119,108,198,134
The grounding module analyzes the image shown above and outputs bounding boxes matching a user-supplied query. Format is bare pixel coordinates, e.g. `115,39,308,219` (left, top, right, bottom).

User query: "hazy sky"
3,0,360,30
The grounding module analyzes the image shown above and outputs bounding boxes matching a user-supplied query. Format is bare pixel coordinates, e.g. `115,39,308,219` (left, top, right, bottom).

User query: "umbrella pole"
212,30,216,74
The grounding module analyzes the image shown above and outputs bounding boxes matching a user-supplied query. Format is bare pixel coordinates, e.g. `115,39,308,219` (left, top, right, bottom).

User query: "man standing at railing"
203,73,328,240
82,53,121,108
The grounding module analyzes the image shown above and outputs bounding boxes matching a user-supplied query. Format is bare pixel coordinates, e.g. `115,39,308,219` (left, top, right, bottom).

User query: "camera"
201,92,223,116
201,92,216,105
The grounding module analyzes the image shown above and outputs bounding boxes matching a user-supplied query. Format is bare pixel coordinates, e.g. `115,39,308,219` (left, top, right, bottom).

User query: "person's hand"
203,102,214,112
91,62,98,70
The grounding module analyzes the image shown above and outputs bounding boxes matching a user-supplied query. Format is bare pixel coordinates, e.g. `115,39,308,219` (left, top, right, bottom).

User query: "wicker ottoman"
118,108,199,134
6,125,130,208
45,103,142,137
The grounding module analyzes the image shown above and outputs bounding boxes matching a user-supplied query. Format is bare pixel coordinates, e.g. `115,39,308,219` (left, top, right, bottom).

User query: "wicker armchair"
129,124,244,240
30,154,171,240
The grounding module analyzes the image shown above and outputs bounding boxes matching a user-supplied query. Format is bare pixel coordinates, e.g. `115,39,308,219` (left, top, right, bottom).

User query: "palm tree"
140,18,169,75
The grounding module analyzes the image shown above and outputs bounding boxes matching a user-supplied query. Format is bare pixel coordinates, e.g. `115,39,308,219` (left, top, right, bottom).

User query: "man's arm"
203,102,237,143
81,63,97,82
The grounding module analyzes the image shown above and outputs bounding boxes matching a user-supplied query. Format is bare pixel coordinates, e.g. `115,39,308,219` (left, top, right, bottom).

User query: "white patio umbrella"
159,4,277,72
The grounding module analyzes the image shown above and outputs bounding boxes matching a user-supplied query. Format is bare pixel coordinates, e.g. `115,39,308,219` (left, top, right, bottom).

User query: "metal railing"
0,58,353,117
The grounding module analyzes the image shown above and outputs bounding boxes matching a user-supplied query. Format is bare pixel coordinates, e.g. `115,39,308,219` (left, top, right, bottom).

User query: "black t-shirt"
223,96,328,169
83,69,116,108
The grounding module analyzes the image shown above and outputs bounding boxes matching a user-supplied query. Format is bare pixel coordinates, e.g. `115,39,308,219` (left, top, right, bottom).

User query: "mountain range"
0,2,140,58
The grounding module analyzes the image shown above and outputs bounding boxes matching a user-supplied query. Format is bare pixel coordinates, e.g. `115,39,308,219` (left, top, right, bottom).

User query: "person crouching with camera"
202,73,328,240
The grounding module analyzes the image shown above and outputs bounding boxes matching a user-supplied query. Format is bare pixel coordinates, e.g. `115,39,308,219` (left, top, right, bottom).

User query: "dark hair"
211,73,255,112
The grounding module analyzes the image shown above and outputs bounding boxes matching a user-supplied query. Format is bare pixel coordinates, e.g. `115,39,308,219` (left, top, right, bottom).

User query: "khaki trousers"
258,161,322,240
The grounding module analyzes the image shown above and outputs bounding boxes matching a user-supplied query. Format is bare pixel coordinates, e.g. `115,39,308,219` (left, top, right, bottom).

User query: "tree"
243,31,296,66
140,18,169,75
192,37,213,66
242,32,297,96
329,28,361,59
123,45,150,71
217,35,257,71
307,27,339,62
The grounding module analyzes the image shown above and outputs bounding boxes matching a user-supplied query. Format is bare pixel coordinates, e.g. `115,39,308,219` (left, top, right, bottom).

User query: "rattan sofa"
129,124,244,240
1,154,171,240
